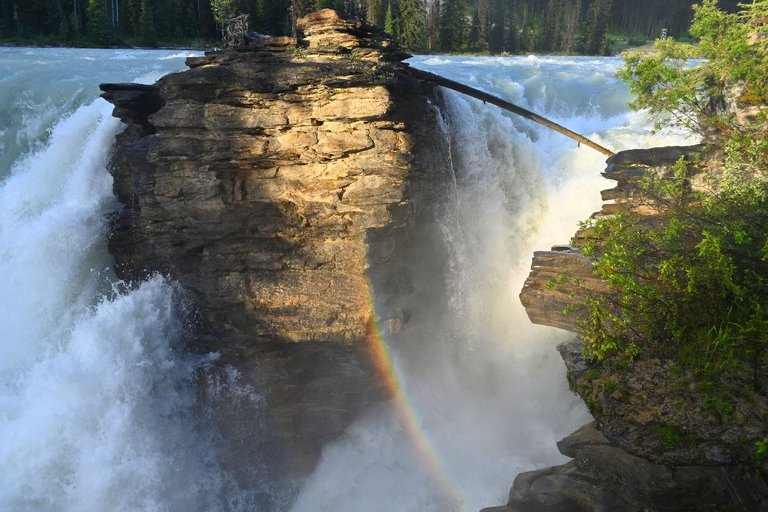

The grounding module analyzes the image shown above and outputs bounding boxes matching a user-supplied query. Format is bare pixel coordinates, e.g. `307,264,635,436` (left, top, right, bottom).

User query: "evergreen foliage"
86,0,112,44
138,0,155,45
211,0,239,34
399,0,427,50
581,0,612,54
438,0,465,50
0,0,751,52
576,0,768,388
367,0,384,27
384,0,396,36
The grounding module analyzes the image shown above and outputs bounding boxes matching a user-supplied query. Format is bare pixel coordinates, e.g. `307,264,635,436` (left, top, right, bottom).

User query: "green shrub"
574,1,768,389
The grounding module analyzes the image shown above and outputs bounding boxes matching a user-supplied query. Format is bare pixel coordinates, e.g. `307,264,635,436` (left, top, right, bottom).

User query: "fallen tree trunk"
408,66,616,158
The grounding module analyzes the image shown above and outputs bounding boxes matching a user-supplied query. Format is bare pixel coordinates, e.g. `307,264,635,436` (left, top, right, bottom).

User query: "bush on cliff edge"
575,0,768,391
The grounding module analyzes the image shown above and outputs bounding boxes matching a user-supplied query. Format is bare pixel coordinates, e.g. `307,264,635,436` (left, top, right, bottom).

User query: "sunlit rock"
100,9,451,508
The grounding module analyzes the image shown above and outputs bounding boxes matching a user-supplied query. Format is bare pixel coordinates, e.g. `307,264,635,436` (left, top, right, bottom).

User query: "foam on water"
291,55,697,511
1,49,698,511
0,48,241,512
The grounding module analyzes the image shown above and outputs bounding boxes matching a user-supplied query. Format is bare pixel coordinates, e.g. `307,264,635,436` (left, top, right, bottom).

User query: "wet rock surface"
511,146,768,512
482,422,768,512
101,9,452,507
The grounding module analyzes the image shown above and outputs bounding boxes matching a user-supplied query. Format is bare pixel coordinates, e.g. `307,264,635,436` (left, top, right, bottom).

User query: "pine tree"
438,0,465,51
582,0,612,54
260,0,291,36
138,0,156,45
470,0,488,51
211,0,238,31
13,0,49,37
87,0,112,44
154,0,180,39
488,0,504,52
399,0,426,51
561,0,581,53
384,0,396,37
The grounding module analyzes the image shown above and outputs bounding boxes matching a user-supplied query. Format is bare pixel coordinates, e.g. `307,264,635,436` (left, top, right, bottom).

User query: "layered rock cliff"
101,10,452,508
497,145,768,511
519,144,706,332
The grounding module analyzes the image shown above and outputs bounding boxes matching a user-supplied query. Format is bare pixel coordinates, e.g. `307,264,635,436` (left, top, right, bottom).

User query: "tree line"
0,0,742,53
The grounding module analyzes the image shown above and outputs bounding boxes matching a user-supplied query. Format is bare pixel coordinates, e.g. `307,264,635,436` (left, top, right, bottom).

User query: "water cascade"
0,49,237,512
0,49,693,511
291,55,696,511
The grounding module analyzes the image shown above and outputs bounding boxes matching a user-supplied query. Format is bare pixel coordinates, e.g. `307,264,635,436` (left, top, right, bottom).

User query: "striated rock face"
520,144,768,468
519,144,705,331
509,145,768,512
481,422,767,512
517,246,609,331
101,9,452,507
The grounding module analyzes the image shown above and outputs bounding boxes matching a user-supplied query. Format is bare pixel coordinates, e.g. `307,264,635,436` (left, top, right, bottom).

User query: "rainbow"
364,299,470,512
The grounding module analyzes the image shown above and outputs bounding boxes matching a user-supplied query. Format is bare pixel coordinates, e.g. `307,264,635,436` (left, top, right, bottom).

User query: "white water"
0,48,238,512
0,49,693,511
291,55,696,512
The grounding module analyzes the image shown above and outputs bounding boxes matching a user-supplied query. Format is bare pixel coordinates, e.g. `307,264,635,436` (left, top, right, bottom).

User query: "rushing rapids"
0,46,693,512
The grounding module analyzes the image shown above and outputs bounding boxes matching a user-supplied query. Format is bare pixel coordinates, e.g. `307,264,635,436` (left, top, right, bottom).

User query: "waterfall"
0,49,695,511
290,56,696,511
0,48,238,512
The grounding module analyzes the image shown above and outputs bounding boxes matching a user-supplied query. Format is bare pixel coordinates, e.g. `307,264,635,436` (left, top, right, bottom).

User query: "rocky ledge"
506,146,768,511
100,9,451,508
519,144,706,331
482,422,766,512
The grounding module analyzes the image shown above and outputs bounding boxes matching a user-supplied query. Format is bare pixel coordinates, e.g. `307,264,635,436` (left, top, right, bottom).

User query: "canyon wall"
499,146,768,512
101,10,452,508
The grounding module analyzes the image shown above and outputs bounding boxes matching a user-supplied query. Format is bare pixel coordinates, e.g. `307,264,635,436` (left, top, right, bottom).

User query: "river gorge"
0,13,710,512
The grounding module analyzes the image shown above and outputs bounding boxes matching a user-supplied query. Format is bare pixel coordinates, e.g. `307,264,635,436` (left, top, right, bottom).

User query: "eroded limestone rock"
511,145,768,512
482,422,768,512
519,144,706,331
101,10,451,507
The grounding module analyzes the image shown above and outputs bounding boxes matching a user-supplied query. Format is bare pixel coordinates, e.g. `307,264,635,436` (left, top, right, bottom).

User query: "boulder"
485,422,768,512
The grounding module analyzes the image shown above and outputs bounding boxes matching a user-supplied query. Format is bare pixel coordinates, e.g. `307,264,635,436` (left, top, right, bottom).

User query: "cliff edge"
498,144,768,511
100,9,452,508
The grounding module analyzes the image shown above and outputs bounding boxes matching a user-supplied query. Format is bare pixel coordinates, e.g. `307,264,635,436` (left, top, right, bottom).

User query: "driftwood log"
407,66,616,157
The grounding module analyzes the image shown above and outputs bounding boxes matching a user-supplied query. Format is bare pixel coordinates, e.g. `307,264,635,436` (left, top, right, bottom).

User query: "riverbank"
0,38,214,50
0,33,659,56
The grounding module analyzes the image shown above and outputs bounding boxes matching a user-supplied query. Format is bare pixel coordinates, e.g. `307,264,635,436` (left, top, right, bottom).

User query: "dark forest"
0,0,742,53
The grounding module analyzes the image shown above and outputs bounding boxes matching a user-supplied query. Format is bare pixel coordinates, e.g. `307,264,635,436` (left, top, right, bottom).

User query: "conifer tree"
438,0,465,51
471,0,488,51
399,0,426,51
488,0,505,52
87,0,112,44
582,0,612,54
384,0,396,37
561,0,581,53
138,0,156,45
211,0,238,32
